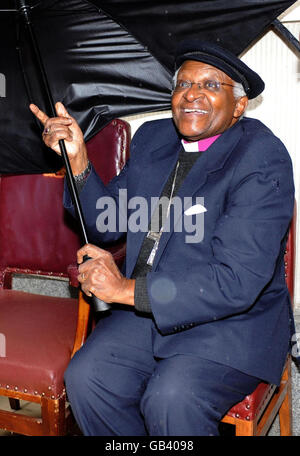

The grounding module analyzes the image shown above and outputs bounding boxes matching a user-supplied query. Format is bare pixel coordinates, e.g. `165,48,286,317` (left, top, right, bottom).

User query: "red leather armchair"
0,118,130,436
221,205,296,436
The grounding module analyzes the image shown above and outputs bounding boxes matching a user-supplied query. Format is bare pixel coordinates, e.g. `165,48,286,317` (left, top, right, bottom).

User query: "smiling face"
171,60,248,141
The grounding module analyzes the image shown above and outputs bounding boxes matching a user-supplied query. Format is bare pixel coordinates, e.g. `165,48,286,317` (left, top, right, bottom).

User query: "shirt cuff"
134,276,152,314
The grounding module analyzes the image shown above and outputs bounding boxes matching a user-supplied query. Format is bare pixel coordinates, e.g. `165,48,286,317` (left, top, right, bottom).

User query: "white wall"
122,1,300,308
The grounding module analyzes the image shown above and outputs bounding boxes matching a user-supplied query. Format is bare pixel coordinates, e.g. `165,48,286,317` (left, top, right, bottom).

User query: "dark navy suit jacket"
65,116,295,385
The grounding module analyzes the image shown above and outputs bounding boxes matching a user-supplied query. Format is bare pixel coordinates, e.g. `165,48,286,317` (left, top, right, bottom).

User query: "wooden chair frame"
221,356,292,436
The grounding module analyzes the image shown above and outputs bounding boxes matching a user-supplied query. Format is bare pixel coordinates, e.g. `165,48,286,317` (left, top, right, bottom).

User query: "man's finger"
77,243,106,264
55,101,72,119
29,103,49,126
78,261,93,275
77,244,95,264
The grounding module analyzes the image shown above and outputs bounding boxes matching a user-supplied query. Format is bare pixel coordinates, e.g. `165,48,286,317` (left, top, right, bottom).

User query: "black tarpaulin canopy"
0,0,297,174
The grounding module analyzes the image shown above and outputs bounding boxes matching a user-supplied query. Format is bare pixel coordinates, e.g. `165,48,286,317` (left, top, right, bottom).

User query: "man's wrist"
118,279,135,306
73,160,92,183
70,143,89,175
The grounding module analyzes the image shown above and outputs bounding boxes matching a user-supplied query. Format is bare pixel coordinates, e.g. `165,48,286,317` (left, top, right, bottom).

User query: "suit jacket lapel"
151,120,244,270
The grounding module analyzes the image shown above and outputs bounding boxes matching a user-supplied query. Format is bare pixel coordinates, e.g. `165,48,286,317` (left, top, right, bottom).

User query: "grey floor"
1,276,300,436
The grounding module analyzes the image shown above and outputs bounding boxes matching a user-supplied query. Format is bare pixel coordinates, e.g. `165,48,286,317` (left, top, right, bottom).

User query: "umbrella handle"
83,255,111,312
17,0,110,313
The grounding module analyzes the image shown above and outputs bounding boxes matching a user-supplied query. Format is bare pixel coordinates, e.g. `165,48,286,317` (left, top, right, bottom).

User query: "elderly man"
30,41,295,436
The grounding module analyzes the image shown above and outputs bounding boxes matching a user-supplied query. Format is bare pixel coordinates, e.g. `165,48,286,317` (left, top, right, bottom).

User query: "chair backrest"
86,119,130,185
0,119,131,286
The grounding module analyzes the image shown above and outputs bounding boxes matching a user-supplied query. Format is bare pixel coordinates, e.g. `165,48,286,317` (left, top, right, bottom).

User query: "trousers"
64,309,261,436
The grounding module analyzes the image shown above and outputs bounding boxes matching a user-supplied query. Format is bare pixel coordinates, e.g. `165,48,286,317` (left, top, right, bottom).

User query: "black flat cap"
175,40,264,99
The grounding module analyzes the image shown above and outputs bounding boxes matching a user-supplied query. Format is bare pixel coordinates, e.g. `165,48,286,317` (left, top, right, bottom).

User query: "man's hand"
77,244,135,306
29,102,89,175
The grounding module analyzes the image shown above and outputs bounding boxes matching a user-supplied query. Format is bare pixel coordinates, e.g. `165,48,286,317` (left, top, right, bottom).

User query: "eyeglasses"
173,79,235,94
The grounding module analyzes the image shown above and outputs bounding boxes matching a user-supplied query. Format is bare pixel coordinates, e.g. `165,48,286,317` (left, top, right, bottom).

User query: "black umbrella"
0,0,299,312
0,0,298,175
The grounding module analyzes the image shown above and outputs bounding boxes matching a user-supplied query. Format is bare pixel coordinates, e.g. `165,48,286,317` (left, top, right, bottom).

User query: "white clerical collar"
181,134,221,152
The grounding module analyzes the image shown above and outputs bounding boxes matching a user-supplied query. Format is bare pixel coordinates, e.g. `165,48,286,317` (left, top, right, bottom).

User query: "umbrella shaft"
16,1,112,312
17,2,56,118
17,0,89,244
59,139,89,245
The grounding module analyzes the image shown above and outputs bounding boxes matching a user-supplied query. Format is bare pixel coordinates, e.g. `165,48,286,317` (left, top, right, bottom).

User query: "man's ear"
233,96,248,118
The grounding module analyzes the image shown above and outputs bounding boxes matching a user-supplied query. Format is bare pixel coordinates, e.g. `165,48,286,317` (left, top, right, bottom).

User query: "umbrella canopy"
0,0,296,174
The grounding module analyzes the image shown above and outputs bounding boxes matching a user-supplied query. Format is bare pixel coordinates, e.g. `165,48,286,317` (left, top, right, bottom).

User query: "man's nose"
183,85,205,101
